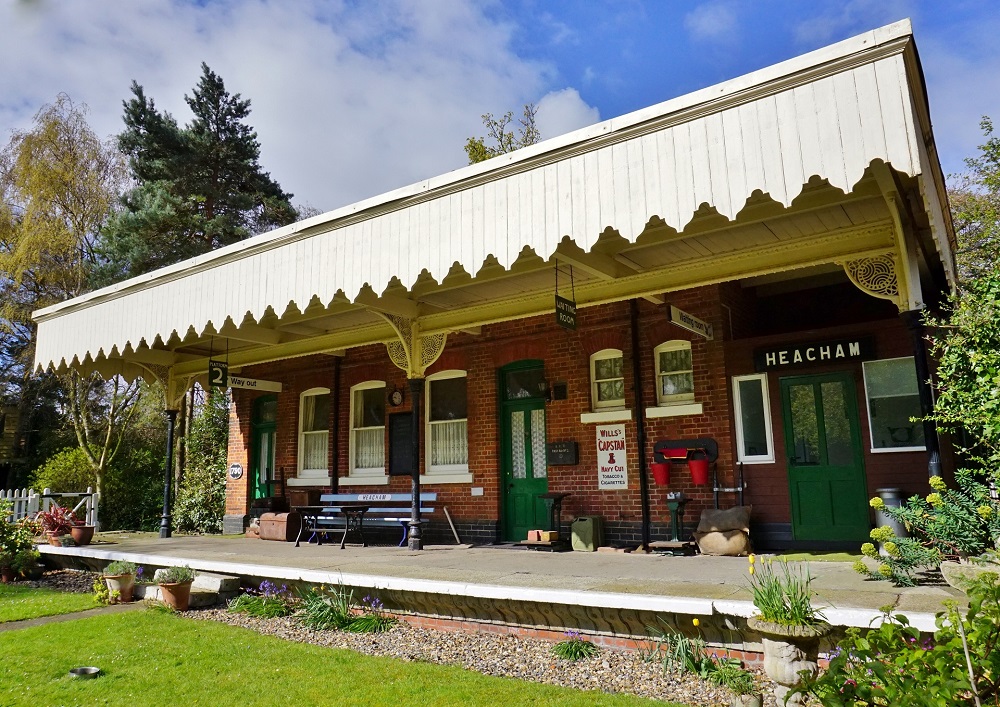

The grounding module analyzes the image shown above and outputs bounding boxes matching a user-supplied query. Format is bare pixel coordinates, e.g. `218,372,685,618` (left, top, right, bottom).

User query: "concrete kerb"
39,543,941,633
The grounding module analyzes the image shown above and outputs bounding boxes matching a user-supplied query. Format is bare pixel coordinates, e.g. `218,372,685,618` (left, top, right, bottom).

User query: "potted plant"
745,555,830,706
13,547,43,581
36,505,77,545
156,565,196,611
70,520,95,546
103,559,140,602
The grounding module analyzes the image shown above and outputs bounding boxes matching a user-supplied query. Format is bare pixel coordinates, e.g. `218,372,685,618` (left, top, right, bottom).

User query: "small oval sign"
228,463,244,480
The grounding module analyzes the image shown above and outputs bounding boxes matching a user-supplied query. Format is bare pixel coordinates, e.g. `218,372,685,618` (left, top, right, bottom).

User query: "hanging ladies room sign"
596,424,629,490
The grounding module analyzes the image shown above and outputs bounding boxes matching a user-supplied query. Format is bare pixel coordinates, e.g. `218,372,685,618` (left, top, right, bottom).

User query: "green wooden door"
779,373,869,542
251,395,277,500
499,362,548,542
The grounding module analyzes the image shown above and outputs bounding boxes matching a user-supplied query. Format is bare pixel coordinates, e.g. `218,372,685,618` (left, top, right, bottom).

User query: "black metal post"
408,377,425,550
630,300,652,550
160,409,178,538
901,310,941,477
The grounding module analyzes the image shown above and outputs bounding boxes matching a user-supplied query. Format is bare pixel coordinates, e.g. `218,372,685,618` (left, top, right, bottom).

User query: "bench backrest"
320,493,436,504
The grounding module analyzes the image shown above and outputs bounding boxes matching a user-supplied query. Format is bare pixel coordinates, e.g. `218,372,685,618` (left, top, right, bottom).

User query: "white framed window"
349,381,386,476
425,370,469,475
732,373,774,463
654,340,695,406
863,357,926,452
590,348,625,410
298,387,330,477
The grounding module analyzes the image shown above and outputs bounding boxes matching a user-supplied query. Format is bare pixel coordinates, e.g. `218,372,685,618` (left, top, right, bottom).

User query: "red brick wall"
224,282,933,547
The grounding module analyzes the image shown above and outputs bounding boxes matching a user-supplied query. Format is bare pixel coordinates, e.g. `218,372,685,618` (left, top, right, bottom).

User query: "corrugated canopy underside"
33,20,953,375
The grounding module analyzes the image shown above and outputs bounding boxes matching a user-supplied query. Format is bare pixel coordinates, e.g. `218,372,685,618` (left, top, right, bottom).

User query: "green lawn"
0,610,683,706
0,584,98,623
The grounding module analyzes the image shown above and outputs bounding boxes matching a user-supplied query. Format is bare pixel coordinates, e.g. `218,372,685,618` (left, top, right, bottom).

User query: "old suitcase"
258,512,302,542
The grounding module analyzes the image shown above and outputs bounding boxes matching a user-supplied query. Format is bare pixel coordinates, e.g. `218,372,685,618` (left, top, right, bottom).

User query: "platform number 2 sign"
208,360,228,388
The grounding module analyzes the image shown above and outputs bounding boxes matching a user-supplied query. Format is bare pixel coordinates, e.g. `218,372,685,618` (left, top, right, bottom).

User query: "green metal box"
571,516,604,552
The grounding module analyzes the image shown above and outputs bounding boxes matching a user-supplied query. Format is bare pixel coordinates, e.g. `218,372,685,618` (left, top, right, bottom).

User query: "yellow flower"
852,560,868,574
878,564,893,578
861,542,878,558
926,493,943,507
929,476,947,492
869,497,885,510
748,554,756,565
978,505,994,519
692,618,700,627
883,541,899,557
749,565,755,576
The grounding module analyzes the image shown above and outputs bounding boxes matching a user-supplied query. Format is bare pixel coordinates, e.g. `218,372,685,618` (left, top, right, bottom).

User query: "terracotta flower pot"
747,617,831,706
46,531,65,547
159,580,193,611
71,525,95,546
1,566,16,584
104,573,135,603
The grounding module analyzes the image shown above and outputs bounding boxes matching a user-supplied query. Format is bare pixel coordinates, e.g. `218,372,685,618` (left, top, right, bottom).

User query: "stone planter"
940,560,1000,592
747,617,831,706
104,573,135,603
159,581,193,611
70,525,95,546
730,695,763,707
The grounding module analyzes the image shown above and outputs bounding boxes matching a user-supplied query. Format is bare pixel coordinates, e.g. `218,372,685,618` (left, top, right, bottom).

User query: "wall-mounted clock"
388,386,404,407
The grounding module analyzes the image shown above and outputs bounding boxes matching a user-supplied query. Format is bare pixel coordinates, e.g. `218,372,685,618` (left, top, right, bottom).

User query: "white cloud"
683,1,738,42
535,88,600,141
0,0,555,213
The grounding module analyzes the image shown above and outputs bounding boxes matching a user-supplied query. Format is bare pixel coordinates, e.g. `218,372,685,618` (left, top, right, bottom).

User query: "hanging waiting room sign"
753,336,876,371
596,424,629,490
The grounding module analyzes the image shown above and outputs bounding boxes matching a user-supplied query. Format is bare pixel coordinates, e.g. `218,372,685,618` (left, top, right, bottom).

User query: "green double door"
780,373,869,542
500,362,548,542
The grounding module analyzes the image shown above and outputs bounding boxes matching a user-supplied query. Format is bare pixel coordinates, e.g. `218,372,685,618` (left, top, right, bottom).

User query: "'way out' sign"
596,424,629,490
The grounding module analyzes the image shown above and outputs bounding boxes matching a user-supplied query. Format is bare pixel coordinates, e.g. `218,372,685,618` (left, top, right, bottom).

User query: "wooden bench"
294,492,437,549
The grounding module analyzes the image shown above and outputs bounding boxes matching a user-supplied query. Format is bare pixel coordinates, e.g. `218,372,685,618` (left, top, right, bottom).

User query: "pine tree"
96,64,298,283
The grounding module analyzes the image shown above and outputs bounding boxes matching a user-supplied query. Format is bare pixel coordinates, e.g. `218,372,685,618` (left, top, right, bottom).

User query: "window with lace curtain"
298,388,330,477
590,349,625,410
350,381,386,476
426,371,468,473
654,340,695,406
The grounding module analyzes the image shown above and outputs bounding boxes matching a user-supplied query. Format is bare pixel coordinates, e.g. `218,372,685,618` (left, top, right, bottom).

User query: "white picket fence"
1,487,100,529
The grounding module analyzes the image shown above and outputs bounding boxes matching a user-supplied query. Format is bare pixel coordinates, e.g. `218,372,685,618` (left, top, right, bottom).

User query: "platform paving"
38,534,962,636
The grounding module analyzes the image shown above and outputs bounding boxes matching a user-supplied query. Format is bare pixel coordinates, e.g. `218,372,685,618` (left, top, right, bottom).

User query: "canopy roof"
33,20,954,389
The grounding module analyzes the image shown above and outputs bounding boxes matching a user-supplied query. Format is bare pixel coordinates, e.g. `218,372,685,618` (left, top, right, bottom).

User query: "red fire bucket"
651,462,671,486
688,450,710,486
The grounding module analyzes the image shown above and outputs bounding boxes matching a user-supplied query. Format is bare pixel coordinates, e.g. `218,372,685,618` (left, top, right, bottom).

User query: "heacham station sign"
753,336,875,372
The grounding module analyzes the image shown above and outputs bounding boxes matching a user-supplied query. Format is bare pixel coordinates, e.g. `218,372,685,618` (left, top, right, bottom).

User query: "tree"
464,103,540,164
927,117,1000,467
173,388,229,534
949,117,1000,283
96,63,298,283
0,95,142,499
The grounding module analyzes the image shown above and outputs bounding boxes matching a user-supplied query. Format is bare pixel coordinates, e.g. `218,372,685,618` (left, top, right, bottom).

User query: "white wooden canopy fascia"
33,19,954,383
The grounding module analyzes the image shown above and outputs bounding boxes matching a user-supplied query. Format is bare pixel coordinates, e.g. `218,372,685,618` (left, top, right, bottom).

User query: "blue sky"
2,0,998,213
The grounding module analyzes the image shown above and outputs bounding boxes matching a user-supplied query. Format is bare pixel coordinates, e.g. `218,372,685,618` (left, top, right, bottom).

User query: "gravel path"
29,570,773,706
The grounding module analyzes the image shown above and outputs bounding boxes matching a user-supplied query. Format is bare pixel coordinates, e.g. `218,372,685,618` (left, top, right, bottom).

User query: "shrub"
103,559,139,577
228,580,297,618
156,565,195,584
707,660,757,696
173,390,229,534
30,447,94,493
856,472,1000,586
552,631,600,661
298,585,396,633
795,572,1000,706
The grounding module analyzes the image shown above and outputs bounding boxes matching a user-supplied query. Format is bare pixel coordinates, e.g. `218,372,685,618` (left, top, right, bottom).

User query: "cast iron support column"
331,357,341,494
159,409,178,539
901,310,942,477
630,300,652,550
408,377,425,550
